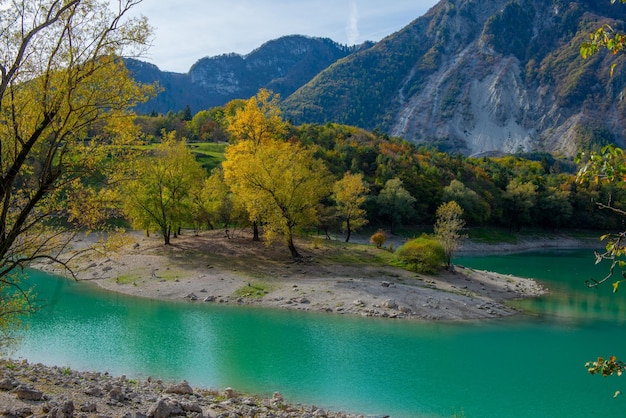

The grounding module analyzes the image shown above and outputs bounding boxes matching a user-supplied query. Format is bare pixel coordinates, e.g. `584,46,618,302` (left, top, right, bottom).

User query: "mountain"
126,35,364,115
281,0,626,157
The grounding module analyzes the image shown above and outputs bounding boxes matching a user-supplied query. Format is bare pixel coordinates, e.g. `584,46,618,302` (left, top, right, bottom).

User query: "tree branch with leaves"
580,0,626,75
0,0,154,350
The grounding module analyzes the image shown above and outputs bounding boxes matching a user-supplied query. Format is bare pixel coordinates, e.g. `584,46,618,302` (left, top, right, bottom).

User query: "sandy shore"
31,229,592,321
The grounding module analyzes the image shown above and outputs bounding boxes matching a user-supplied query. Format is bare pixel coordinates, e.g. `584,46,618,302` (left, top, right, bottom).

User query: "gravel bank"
0,359,364,418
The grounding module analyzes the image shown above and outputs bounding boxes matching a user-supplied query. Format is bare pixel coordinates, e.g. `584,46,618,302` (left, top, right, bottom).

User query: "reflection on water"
456,249,626,322
13,249,626,418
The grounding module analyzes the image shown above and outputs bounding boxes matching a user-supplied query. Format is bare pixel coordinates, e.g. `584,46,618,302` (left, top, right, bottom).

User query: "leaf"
613,281,620,293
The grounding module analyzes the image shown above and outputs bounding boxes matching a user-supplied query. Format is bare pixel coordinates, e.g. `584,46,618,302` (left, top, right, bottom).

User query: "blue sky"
130,0,439,73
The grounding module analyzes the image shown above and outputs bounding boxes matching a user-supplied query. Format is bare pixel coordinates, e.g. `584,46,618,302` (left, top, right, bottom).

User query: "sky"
128,0,439,73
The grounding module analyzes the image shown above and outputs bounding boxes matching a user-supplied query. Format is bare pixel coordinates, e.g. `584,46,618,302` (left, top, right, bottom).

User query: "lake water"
13,249,626,417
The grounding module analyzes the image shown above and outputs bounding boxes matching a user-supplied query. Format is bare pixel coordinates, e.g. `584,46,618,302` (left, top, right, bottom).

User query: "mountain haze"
281,0,626,156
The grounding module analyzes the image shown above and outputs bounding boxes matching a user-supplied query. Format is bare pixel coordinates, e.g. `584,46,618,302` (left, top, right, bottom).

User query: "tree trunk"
252,221,260,241
163,225,171,245
345,218,352,243
287,233,300,258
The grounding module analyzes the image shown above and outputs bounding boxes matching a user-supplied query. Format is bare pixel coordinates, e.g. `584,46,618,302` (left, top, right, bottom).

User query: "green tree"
0,0,152,349
122,133,207,245
332,172,369,242
434,201,466,270
442,179,491,225
188,109,228,142
223,138,332,257
376,178,416,234
503,179,536,232
534,186,573,231
189,166,247,232
181,104,192,121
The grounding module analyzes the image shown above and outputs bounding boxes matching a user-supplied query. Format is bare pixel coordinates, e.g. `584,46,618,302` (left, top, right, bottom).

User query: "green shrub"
395,235,445,274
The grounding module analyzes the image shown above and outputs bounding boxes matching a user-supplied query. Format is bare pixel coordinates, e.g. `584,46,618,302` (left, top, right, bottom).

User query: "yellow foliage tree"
434,200,466,270
332,172,369,242
224,89,288,241
222,138,332,257
226,89,287,145
122,133,207,245
0,0,153,349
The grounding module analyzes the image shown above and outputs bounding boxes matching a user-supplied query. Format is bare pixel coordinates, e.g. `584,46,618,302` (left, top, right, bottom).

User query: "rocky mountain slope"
127,35,362,114
282,0,626,156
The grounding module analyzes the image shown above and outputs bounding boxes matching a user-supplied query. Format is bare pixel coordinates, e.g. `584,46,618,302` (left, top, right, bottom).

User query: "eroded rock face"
281,0,626,157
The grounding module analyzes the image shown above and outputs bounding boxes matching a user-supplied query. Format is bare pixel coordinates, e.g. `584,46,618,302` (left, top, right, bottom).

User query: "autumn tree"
376,178,416,234
226,89,287,145
222,138,332,258
332,172,369,242
0,0,152,348
122,133,207,244
224,89,287,240
434,201,466,270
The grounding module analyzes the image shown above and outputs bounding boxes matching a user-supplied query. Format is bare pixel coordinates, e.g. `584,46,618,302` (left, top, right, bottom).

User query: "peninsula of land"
37,229,599,321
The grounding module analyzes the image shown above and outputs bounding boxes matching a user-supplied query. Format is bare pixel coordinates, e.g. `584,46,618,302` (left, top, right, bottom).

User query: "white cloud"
346,1,359,46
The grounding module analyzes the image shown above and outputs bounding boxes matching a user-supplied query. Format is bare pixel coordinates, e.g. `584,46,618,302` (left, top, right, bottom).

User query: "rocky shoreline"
0,359,363,418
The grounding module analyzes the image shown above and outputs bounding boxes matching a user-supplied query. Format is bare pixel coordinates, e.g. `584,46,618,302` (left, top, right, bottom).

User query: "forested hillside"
126,35,362,114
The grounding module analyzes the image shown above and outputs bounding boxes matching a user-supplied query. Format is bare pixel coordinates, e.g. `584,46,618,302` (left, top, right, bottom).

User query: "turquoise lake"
13,249,626,417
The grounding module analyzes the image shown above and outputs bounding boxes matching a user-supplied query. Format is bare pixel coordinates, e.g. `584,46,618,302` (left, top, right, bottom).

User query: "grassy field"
189,142,226,171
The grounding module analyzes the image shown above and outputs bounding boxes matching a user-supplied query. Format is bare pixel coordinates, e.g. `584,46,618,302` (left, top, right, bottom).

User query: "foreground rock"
0,360,363,417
